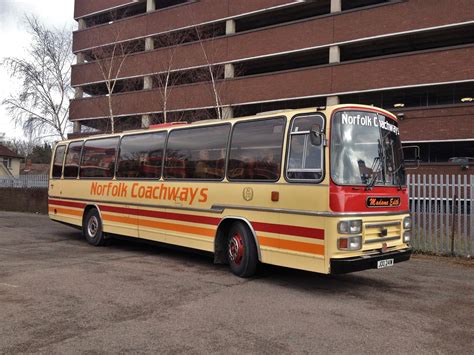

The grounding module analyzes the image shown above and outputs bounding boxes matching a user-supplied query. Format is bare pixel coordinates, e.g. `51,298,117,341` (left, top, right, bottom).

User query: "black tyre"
227,222,258,278
83,208,107,246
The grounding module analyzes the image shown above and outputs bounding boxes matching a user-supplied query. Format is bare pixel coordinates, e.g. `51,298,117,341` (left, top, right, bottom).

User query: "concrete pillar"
146,0,156,12
145,37,154,51
76,19,87,65
224,63,235,79
221,106,233,119
329,45,340,63
74,87,84,99
330,0,342,13
73,121,82,133
78,18,86,30
141,114,152,128
76,52,85,64
226,19,236,35
142,76,153,126
143,76,153,90
326,96,340,106
143,0,154,132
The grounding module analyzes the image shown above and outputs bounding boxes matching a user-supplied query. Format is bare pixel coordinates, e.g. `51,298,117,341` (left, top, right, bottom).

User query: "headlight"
403,231,411,243
403,216,412,230
338,220,362,234
338,236,362,251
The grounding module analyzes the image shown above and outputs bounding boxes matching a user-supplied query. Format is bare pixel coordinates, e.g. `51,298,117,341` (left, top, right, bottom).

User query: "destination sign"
341,112,400,135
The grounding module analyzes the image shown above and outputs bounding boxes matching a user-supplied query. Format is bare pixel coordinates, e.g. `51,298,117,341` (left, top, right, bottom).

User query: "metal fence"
0,175,49,188
407,174,473,257
0,173,472,256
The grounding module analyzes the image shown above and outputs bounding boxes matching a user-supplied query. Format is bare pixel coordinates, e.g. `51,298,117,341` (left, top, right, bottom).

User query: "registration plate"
377,259,394,269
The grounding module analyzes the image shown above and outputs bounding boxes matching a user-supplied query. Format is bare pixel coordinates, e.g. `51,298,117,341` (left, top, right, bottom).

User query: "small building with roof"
0,144,22,177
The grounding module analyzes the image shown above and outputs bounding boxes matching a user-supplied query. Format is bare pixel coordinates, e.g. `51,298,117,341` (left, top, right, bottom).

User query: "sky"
0,0,75,141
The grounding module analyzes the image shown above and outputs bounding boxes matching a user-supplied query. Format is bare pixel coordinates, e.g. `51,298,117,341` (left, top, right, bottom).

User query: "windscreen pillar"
331,0,342,13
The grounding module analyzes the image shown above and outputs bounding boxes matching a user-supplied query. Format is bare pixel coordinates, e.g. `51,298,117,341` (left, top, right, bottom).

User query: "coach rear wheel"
83,208,107,246
227,222,258,278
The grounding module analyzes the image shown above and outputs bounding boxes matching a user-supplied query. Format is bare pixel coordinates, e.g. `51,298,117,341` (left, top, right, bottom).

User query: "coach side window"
63,141,83,179
117,132,166,178
52,145,66,179
286,115,324,181
80,137,119,178
228,117,285,181
164,124,230,180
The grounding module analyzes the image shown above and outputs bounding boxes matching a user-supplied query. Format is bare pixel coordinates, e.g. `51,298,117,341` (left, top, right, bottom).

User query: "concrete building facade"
70,0,473,173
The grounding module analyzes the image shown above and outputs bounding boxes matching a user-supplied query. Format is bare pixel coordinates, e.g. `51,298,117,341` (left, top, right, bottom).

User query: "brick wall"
0,188,48,214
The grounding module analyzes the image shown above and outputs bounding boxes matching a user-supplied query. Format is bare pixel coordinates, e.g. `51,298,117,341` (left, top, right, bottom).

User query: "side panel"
49,178,331,273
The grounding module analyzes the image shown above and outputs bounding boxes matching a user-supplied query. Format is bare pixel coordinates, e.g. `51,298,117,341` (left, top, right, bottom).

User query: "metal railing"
408,174,473,257
0,173,472,257
0,175,49,188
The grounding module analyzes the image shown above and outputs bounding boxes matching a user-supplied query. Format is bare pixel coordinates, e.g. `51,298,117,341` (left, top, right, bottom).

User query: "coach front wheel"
83,208,107,246
227,222,258,278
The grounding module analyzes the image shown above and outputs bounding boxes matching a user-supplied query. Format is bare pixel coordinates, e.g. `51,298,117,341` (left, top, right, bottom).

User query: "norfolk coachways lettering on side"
90,182,208,205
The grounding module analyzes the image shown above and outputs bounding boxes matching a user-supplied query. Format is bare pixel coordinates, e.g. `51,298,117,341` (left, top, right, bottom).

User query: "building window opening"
339,82,474,110
155,0,190,10
234,97,326,118
83,2,147,28
403,141,474,166
151,65,225,89
235,1,330,33
340,24,474,62
234,48,329,77
341,0,390,11
153,22,226,49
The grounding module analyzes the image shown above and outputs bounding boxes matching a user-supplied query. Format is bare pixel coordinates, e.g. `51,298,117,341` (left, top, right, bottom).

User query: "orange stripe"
49,206,83,217
102,213,215,238
51,206,324,255
259,235,325,256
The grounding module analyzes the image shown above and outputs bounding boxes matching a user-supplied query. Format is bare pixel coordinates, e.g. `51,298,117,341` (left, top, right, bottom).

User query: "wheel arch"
82,204,103,227
213,216,262,264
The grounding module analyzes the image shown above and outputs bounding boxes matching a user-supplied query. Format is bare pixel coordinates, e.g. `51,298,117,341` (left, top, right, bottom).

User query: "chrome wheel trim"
87,216,99,238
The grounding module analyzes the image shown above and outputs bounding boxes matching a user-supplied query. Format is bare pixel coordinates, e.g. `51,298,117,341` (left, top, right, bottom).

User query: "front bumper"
330,248,412,274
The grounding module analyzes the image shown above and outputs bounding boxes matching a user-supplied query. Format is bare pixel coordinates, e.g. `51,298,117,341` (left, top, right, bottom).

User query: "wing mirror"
310,124,323,146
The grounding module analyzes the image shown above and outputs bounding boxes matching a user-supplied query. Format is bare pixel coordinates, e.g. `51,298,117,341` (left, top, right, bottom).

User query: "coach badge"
242,187,254,201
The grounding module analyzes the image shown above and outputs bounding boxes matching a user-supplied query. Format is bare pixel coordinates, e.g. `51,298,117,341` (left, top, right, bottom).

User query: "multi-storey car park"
70,0,474,175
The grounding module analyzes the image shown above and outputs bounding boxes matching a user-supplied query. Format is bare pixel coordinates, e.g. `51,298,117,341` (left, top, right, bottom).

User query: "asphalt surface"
0,211,473,354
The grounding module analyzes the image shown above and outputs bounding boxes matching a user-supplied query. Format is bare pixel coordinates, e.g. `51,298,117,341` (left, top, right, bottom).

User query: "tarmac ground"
0,211,472,353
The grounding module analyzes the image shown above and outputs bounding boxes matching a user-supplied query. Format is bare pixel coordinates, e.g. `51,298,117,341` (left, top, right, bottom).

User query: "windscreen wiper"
365,156,381,191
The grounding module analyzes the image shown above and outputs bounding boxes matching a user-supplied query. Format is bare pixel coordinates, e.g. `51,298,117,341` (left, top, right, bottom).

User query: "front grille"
363,220,401,246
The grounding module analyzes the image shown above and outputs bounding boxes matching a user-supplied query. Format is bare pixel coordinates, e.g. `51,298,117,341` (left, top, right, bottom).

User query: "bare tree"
1,15,73,140
151,31,192,123
5,137,34,159
193,24,225,120
89,13,143,133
